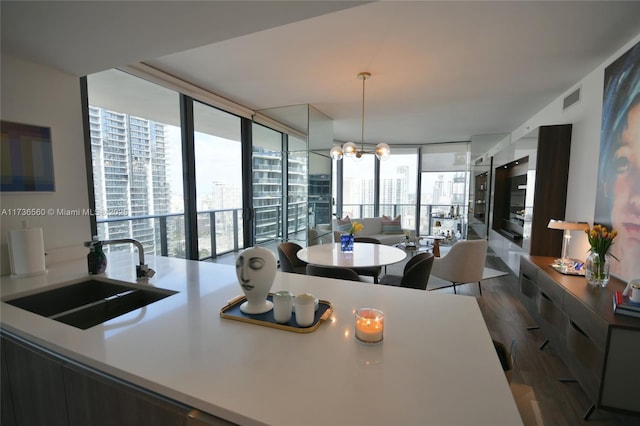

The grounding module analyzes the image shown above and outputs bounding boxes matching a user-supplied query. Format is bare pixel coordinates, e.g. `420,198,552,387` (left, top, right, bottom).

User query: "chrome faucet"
84,238,156,279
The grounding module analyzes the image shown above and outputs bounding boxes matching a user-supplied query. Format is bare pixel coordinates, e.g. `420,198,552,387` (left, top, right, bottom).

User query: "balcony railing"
342,203,468,237
96,202,309,261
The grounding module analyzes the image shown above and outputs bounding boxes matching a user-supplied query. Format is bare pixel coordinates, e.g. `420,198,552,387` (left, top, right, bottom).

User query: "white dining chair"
430,239,488,294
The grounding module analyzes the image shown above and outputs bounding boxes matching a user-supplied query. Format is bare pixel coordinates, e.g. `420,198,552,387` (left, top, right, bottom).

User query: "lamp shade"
375,143,391,161
547,220,589,231
343,142,358,158
330,146,343,161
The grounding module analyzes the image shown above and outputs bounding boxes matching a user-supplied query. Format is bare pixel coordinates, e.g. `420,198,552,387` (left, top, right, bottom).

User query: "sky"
165,125,242,201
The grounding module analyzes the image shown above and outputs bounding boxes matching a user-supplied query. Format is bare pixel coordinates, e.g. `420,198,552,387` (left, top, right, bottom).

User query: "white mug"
630,282,640,304
272,291,294,323
294,293,316,327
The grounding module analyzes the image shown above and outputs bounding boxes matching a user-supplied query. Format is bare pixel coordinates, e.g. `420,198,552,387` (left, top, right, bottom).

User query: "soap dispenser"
92,236,107,273
87,245,98,274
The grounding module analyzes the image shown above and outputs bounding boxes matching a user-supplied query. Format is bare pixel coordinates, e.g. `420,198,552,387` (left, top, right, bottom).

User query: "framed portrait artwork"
0,120,55,192
594,40,640,280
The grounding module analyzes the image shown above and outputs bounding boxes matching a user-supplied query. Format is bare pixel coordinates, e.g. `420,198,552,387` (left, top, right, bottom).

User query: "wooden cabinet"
1,337,17,426
490,125,572,272
528,125,572,257
187,410,236,426
517,256,640,416
0,331,229,426
63,362,190,426
1,334,69,426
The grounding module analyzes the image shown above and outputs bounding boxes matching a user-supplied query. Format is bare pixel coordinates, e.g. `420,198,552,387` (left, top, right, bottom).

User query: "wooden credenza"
518,256,640,417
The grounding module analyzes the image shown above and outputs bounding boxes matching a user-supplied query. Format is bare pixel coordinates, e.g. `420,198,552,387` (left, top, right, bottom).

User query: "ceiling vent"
563,87,581,111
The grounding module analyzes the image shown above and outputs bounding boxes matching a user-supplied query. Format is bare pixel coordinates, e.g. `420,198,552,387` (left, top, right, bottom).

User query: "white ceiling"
3,1,640,153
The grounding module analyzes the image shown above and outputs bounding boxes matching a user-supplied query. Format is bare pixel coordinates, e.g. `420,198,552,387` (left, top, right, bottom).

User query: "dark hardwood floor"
433,252,640,426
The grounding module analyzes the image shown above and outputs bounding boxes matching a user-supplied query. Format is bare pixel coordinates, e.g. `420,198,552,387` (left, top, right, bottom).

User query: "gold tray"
220,294,333,333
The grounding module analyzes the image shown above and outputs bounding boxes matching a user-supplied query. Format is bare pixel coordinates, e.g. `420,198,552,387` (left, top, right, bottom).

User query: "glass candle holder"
355,308,384,343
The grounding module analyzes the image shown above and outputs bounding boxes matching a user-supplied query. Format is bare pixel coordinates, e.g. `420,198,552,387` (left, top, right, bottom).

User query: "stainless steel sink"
5,279,178,330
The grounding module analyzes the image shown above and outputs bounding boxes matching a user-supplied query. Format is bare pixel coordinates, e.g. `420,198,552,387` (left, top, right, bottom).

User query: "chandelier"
330,72,391,161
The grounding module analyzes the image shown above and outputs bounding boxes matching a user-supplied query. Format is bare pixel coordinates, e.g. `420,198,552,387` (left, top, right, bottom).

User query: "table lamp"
547,220,589,266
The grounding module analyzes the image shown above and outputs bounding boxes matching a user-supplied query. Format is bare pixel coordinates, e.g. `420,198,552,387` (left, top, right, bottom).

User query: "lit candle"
355,308,384,343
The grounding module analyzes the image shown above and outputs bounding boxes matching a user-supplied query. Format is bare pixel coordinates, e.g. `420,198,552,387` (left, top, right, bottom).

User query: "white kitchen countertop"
0,253,522,426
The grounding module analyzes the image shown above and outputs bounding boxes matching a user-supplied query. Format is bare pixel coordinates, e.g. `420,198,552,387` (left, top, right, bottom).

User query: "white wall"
1,54,91,274
507,32,640,263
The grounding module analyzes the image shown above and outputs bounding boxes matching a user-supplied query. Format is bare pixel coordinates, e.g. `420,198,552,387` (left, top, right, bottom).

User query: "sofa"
331,216,416,246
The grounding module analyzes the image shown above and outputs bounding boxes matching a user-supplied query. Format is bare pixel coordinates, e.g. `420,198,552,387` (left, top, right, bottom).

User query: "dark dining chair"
351,237,383,283
306,264,362,282
277,242,307,274
379,252,434,290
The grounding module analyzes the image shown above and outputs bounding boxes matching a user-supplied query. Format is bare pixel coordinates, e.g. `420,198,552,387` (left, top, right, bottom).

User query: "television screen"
1,120,55,192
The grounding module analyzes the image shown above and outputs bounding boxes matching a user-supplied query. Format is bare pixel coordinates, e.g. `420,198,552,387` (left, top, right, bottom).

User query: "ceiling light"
330,72,391,161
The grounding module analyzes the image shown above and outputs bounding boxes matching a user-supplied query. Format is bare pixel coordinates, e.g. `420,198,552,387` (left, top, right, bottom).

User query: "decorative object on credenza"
235,246,277,314
623,279,640,302
547,219,589,267
584,224,618,287
612,290,640,319
329,72,391,162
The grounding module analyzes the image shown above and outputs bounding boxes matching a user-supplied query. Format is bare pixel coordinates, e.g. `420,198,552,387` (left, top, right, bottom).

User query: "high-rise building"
252,148,283,243
251,148,308,243
89,107,171,255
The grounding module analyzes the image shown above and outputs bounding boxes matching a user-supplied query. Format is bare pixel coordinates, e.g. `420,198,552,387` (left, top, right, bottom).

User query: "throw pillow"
381,215,403,234
336,216,352,233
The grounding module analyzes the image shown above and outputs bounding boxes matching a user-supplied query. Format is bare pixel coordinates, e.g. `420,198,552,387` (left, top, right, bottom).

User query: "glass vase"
340,234,354,252
585,251,610,287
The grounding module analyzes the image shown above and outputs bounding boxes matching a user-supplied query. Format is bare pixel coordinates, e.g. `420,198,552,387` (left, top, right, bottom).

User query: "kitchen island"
1,253,522,425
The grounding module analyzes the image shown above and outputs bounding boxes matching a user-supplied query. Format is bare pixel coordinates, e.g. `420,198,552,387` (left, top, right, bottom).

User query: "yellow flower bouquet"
584,224,618,287
350,221,364,236
585,224,619,262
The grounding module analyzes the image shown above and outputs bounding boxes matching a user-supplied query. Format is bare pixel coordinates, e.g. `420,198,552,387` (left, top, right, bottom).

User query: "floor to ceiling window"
419,142,470,238
286,135,308,244
340,154,375,218
87,68,314,262
193,101,243,259
251,123,284,244
87,69,185,257
379,148,418,229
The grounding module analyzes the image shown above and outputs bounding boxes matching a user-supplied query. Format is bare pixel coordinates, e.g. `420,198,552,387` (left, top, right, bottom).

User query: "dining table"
297,242,407,268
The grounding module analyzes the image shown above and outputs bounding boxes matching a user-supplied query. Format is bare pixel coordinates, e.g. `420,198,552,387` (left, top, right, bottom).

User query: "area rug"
482,267,510,280
426,267,509,291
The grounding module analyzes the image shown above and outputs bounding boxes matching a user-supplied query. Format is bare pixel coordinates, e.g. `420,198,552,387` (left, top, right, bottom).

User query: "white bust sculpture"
235,246,277,314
